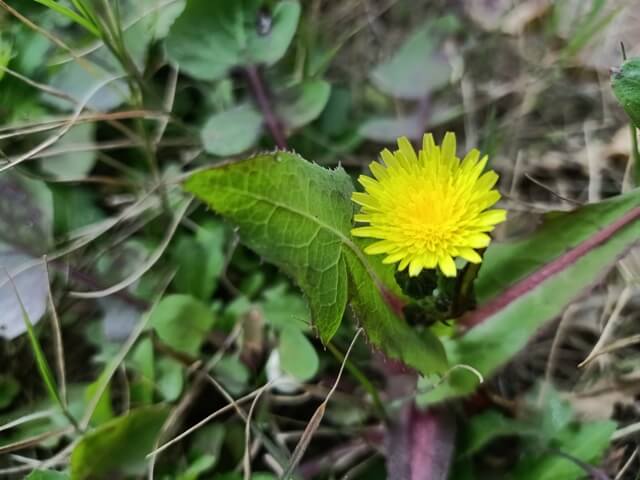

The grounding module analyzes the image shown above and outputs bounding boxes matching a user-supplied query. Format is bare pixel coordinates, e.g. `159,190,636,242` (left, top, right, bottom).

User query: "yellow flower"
351,132,506,278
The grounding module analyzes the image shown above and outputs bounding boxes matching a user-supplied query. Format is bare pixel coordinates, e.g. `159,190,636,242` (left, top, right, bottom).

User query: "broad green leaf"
149,294,215,356
478,191,640,301
70,406,168,480
276,80,332,129
185,152,447,374
421,189,640,403
612,57,640,128
278,326,319,381
166,0,301,80
370,16,459,99
200,104,263,156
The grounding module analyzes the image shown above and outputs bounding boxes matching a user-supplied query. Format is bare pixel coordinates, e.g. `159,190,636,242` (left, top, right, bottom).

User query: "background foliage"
2,0,640,479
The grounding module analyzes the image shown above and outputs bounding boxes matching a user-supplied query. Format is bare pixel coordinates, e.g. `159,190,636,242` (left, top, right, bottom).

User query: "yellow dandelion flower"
351,132,506,278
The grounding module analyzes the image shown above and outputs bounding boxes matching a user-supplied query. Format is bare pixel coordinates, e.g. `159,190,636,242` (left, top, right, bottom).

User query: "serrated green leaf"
70,406,168,480
185,152,447,375
420,190,640,404
612,57,640,128
166,0,301,80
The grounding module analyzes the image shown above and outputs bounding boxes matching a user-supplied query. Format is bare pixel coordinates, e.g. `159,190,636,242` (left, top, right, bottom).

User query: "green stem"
451,248,486,318
326,341,387,421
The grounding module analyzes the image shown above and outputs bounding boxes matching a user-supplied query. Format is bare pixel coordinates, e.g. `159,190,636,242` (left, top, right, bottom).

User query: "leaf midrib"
220,185,386,290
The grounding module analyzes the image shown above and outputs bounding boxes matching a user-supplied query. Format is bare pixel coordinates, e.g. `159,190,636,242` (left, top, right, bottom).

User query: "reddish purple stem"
461,205,640,329
386,405,456,480
244,65,288,150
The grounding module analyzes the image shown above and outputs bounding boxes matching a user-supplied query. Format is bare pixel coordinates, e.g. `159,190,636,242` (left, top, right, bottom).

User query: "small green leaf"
278,327,319,381
70,406,168,480
262,284,309,331
370,15,459,99
156,357,184,402
213,356,250,396
149,294,215,356
40,123,96,180
200,104,263,156
277,80,332,129
185,152,447,374
166,0,301,80
612,57,640,128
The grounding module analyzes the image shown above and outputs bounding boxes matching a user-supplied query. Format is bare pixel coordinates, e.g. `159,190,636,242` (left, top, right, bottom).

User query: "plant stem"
244,65,288,149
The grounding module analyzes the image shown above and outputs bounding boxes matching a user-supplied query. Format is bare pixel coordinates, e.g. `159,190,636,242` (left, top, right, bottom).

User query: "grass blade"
32,0,100,37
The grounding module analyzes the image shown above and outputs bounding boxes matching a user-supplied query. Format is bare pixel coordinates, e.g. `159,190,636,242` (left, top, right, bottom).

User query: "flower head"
351,132,506,277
